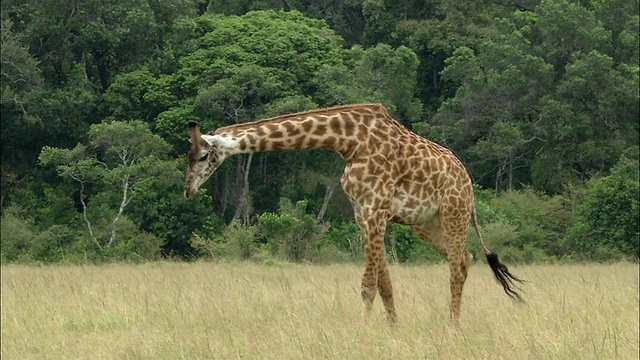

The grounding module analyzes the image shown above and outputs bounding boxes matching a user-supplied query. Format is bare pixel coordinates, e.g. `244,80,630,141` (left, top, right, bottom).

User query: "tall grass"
1,262,638,359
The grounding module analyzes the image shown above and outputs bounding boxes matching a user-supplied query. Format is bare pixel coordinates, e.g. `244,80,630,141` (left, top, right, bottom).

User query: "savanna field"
1,262,638,359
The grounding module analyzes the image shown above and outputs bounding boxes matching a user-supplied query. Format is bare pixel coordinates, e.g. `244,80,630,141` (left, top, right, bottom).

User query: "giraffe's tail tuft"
486,252,526,302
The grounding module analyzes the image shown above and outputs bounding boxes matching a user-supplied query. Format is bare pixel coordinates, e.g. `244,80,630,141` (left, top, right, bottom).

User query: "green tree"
314,43,423,124
431,1,638,194
3,0,198,91
0,19,44,210
566,157,639,260
534,0,612,75
104,10,355,222
39,120,173,249
433,37,553,191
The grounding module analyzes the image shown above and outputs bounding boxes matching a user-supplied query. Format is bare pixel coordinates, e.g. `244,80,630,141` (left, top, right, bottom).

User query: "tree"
534,0,612,76
104,10,355,222
314,43,423,124
566,157,640,260
3,0,199,91
39,120,173,248
430,2,638,194
0,18,44,210
3,1,639,264
0,19,42,119
433,37,553,191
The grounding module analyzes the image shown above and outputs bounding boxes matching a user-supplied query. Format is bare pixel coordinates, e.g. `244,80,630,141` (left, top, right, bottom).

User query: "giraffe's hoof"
387,312,398,326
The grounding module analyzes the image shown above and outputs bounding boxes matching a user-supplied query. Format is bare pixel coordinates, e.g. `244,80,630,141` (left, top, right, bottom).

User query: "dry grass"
1,261,638,359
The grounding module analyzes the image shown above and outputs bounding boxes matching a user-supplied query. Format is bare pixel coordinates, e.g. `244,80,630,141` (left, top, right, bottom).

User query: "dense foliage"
1,0,638,264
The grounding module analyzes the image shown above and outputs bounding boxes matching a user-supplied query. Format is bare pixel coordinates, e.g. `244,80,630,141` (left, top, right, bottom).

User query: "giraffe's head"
184,122,229,199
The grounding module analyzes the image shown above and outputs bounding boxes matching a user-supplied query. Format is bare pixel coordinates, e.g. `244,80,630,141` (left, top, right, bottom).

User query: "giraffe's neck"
208,104,387,159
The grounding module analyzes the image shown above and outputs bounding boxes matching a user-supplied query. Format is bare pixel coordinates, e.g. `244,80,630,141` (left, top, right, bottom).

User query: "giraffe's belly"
389,192,440,225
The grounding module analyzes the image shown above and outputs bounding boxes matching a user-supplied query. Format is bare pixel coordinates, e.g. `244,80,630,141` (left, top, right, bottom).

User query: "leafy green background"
1,0,638,264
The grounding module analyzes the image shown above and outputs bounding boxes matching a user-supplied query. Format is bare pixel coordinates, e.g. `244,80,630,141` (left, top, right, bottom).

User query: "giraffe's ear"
189,122,202,148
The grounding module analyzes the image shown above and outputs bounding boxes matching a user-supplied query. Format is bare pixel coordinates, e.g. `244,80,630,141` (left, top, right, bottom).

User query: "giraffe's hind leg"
439,205,473,324
448,246,473,324
413,209,473,323
377,246,397,324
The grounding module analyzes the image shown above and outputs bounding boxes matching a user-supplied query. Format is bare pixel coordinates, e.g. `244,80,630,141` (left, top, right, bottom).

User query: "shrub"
405,241,447,264
385,223,443,263
566,157,639,260
490,188,571,254
315,243,352,263
257,198,327,262
224,221,257,260
190,233,229,259
97,217,163,262
0,207,38,263
321,221,362,261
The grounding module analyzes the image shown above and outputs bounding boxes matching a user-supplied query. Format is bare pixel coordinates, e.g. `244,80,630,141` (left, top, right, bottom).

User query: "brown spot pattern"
189,103,488,326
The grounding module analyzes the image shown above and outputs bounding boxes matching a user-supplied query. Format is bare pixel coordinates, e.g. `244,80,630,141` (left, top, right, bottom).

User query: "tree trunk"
495,163,502,195
389,233,398,263
316,181,338,223
107,176,131,247
259,155,267,184
232,153,253,225
214,173,228,216
70,175,100,249
508,151,514,191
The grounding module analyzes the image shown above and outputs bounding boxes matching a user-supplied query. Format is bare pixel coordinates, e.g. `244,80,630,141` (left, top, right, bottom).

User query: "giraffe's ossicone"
184,104,525,325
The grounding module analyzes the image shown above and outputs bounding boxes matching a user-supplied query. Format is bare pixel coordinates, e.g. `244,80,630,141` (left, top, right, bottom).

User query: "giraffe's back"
387,125,474,226
339,104,474,226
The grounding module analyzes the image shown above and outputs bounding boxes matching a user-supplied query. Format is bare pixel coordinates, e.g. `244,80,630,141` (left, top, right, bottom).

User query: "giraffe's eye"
198,153,209,162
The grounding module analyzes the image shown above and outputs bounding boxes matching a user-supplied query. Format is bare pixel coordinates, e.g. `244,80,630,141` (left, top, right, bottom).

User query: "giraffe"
184,103,524,324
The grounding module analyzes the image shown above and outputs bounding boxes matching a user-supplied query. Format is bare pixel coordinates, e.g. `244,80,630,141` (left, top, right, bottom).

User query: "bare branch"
118,148,129,166
68,173,101,249
316,181,339,223
523,136,547,143
92,156,112,172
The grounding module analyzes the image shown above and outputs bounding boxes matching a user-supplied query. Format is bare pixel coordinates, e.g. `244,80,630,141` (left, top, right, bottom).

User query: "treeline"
1,0,638,264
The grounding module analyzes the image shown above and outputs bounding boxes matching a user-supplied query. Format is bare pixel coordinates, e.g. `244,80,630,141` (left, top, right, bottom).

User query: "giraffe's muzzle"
184,186,196,199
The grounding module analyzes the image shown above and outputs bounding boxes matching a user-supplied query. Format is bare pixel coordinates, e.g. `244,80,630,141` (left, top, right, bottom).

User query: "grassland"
1,261,638,359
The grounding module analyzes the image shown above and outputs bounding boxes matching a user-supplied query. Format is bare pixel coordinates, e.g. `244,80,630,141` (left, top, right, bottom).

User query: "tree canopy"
1,0,638,263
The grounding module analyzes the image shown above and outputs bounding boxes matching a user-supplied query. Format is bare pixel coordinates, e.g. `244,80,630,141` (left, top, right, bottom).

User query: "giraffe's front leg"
358,209,389,321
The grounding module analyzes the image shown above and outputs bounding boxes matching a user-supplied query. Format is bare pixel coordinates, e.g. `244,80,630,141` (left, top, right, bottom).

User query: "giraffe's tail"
471,206,526,302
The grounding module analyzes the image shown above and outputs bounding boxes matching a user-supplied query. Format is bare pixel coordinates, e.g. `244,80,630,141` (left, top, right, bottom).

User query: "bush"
190,232,229,259
224,221,257,260
315,243,352,263
0,207,39,263
0,206,84,263
385,223,444,263
475,219,519,256
495,244,550,264
490,188,571,256
96,217,163,263
385,223,414,262
257,198,327,262
35,224,80,262
566,157,639,260
404,241,447,264
321,221,362,261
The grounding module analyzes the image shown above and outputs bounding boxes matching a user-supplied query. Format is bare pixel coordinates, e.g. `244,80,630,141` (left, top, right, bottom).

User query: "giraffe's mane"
209,103,388,134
